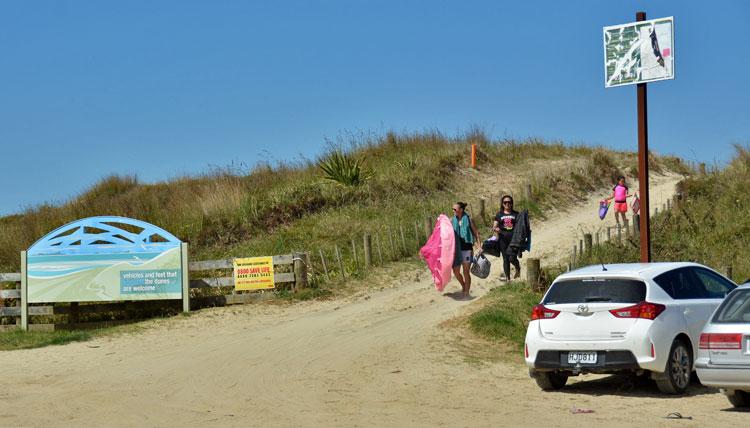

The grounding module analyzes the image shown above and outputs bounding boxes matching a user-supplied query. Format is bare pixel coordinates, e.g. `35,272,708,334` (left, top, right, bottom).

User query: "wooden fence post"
375,234,384,266
617,224,622,243
388,232,396,260
572,246,577,268
304,252,312,276
335,245,345,279
424,216,432,241
584,233,593,255
525,183,533,201
363,234,372,268
319,249,330,280
479,198,487,225
666,198,671,211
579,239,583,256
607,227,611,242
527,258,540,289
351,240,358,270
595,232,600,246
293,251,307,291
399,225,407,254
726,265,733,281
414,222,421,250
21,251,28,331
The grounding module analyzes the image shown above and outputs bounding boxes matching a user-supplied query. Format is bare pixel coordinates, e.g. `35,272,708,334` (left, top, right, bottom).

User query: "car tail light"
609,301,666,320
699,333,743,350
650,342,656,358
525,343,529,358
531,304,560,320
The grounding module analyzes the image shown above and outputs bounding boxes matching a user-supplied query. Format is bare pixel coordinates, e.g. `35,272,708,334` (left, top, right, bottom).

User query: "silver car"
696,283,750,407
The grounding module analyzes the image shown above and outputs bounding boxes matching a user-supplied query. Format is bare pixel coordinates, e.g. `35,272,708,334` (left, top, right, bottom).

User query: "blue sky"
1,1,748,215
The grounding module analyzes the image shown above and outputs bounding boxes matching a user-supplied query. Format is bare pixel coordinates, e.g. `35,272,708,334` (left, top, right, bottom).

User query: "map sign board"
603,17,674,88
233,256,275,290
26,217,184,303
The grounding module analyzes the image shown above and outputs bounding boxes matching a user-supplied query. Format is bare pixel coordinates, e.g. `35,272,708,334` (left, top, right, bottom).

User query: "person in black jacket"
494,195,521,281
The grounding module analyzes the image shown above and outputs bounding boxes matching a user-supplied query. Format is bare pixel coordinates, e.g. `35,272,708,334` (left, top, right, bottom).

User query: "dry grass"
0,131,684,273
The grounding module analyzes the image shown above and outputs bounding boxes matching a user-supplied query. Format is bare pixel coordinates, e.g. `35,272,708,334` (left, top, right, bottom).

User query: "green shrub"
317,150,371,186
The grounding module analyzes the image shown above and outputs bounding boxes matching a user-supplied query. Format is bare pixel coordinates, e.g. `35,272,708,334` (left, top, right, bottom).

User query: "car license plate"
568,351,597,364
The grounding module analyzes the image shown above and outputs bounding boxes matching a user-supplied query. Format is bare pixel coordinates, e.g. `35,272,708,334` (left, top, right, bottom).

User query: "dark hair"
455,201,467,210
501,195,513,204
617,175,625,181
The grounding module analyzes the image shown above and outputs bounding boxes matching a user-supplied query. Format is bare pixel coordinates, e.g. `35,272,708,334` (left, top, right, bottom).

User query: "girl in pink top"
607,176,632,226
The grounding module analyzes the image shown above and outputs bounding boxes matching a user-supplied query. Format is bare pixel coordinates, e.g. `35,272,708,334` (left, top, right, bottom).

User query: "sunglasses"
502,200,512,205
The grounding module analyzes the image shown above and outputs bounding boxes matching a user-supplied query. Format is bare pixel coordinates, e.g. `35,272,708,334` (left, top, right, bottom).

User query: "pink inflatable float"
419,214,455,292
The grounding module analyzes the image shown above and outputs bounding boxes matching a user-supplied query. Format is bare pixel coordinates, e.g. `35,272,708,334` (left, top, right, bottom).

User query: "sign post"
604,12,673,262
636,11,651,262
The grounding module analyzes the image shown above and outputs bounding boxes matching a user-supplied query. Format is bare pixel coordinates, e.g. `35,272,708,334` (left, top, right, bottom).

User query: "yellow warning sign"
233,256,275,290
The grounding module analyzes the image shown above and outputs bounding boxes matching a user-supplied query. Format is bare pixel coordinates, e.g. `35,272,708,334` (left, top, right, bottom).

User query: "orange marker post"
471,144,477,169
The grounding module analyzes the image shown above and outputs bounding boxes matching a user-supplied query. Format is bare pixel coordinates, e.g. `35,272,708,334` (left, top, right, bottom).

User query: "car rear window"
712,289,750,323
543,278,647,304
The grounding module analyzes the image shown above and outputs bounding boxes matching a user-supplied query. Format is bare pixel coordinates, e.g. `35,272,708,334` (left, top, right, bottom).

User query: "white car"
695,284,750,407
525,262,736,394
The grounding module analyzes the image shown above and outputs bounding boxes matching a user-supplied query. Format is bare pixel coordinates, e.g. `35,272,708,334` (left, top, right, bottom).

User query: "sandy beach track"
3,172,743,427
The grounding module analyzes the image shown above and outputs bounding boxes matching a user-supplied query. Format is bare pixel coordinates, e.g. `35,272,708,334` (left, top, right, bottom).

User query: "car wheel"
726,390,750,408
531,370,568,390
655,339,692,394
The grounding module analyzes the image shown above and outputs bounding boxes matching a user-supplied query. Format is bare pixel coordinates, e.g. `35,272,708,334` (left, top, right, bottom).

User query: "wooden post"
726,265,733,281
304,252,313,276
666,198,671,211
572,246,577,267
617,224,622,243
525,183,533,201
351,239,358,269
414,222,421,250
579,239,583,256
584,234,593,255
607,227,611,242
375,234,384,266
636,10,651,263
388,232,396,260
424,216,432,241
335,245,345,279
293,251,307,291
634,214,641,233
595,232,600,246
471,143,477,169
399,225,407,254
180,243,190,312
20,251,28,331
479,198,486,225
527,258,540,289
655,207,659,216
15,281,21,327
363,234,372,268
319,249,330,280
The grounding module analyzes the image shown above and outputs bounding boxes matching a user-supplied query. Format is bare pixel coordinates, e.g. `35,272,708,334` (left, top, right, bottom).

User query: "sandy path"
529,172,683,266
3,171,745,427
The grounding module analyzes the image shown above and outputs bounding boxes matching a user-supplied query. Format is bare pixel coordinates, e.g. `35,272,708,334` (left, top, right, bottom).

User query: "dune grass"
0,130,686,275
0,329,92,351
468,282,543,350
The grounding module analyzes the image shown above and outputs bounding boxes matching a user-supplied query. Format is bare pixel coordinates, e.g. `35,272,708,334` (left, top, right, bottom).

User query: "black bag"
482,238,502,257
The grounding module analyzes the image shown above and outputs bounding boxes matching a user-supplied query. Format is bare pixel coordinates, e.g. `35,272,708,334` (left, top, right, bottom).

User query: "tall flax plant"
317,150,371,186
